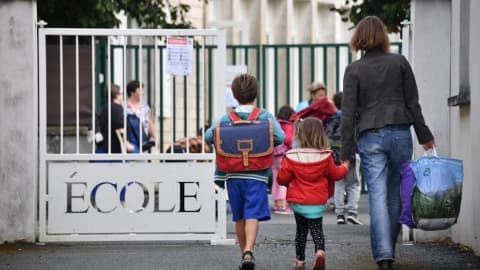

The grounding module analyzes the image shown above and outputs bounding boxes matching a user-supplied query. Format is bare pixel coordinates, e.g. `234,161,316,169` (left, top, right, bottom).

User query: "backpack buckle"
237,139,253,167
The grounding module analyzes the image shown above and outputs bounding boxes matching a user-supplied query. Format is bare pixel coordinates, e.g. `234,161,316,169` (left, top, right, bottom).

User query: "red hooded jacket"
277,149,347,205
290,97,336,124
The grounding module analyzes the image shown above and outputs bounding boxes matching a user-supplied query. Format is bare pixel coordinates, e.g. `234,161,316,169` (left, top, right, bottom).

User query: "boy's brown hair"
231,73,258,104
350,16,390,53
294,117,328,150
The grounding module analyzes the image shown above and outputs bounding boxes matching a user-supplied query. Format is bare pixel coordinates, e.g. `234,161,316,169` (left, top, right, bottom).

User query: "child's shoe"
293,258,306,269
346,212,363,225
274,206,293,215
312,250,325,270
336,215,346,224
239,251,255,270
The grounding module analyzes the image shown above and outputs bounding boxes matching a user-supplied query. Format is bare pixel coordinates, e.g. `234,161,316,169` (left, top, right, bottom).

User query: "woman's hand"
126,142,135,153
421,140,435,151
341,160,350,169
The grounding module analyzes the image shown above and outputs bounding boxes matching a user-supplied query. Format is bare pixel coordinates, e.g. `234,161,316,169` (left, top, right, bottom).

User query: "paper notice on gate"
166,37,193,76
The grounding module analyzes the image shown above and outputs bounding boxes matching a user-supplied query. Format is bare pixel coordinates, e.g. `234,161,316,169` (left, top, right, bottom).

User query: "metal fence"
38,28,231,243
103,42,401,151
46,40,401,157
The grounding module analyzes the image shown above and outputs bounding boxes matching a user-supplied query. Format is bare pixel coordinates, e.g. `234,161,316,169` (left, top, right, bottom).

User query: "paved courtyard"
0,194,479,270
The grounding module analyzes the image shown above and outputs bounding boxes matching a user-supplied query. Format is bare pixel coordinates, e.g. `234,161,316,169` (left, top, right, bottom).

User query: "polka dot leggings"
294,212,325,261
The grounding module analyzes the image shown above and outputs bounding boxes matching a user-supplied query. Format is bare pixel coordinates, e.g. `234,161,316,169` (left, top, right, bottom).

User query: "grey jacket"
340,49,433,160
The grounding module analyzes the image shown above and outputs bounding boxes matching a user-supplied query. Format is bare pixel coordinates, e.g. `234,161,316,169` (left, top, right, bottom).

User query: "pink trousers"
271,156,287,201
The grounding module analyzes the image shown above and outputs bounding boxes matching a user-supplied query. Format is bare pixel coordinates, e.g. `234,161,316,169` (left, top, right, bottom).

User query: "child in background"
327,92,363,225
277,117,348,270
204,74,285,270
272,105,295,214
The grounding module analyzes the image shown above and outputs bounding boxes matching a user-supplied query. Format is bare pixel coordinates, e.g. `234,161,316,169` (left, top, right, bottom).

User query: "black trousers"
294,212,325,261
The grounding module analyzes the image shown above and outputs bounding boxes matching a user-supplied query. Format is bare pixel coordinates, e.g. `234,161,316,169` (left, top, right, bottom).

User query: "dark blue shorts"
227,178,270,222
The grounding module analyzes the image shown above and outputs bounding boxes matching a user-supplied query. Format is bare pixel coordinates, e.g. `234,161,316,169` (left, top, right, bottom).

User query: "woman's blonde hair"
350,16,390,53
294,117,328,150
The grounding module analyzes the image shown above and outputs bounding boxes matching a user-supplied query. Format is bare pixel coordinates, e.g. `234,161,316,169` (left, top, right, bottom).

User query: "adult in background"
97,84,133,153
295,82,328,112
290,82,336,127
341,16,434,270
125,80,156,153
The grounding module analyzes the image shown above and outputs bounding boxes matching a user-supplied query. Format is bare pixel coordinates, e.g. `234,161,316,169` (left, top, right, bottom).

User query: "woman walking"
340,16,435,270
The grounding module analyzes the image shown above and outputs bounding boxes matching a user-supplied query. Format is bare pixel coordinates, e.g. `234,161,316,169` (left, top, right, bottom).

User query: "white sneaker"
274,207,293,215
336,215,346,225
346,213,363,225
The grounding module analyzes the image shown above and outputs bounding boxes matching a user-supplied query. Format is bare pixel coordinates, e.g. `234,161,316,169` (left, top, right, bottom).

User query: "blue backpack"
214,108,274,172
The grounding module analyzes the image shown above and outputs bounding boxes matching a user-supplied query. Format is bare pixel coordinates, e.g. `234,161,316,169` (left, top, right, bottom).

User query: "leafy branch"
330,0,410,34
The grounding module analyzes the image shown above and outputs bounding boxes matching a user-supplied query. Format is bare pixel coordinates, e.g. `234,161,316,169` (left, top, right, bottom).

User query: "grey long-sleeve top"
340,49,434,160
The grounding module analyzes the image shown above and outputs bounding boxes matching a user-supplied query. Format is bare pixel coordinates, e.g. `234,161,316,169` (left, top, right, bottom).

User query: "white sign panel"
166,37,193,76
47,162,215,234
225,65,247,107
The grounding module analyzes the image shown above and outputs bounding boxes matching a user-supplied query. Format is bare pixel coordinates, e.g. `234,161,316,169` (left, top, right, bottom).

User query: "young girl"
277,117,348,270
272,105,295,214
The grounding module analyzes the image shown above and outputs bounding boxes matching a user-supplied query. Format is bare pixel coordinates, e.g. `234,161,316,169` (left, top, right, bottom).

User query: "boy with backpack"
205,74,285,270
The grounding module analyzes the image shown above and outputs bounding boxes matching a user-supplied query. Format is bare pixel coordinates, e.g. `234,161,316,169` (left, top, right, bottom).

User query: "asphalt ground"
1,194,479,270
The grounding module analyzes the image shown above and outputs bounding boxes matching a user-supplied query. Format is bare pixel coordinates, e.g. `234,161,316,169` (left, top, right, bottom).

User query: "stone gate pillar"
0,0,37,243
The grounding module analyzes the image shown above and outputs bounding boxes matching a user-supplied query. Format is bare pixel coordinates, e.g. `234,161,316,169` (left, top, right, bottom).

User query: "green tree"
331,0,410,33
37,0,195,28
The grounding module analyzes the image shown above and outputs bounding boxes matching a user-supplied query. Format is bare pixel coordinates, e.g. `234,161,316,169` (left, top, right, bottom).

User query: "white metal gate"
38,28,232,244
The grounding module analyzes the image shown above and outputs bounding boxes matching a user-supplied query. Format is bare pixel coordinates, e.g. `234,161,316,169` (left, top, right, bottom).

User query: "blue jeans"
357,125,412,262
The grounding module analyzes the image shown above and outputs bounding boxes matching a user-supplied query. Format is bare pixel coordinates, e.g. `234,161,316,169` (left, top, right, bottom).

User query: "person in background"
295,82,327,112
290,82,336,128
341,16,435,270
125,80,156,153
271,105,295,214
165,124,212,154
97,84,133,154
326,92,362,225
277,117,348,270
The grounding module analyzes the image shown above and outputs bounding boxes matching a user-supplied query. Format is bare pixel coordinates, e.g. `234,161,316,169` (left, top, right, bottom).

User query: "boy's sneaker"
346,212,363,225
336,215,346,225
239,251,255,270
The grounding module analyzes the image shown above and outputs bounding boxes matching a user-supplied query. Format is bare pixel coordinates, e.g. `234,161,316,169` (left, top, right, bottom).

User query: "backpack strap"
228,111,242,121
247,107,261,120
228,108,261,121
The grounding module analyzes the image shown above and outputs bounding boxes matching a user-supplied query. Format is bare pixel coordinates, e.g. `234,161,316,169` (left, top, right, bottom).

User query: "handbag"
126,113,155,153
400,147,463,231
